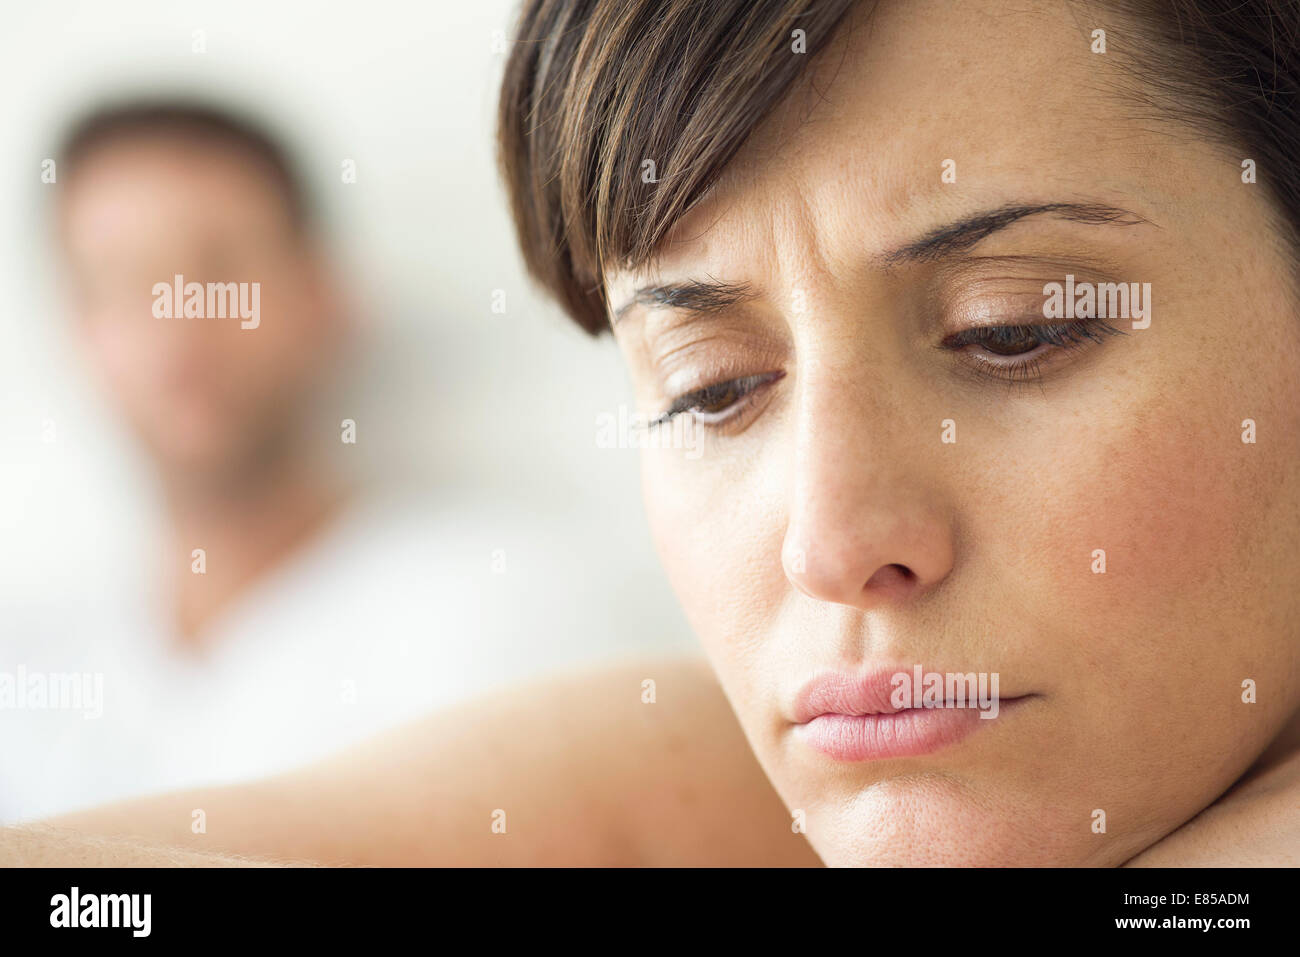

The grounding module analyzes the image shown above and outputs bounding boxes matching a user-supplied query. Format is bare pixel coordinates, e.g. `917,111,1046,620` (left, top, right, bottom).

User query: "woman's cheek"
641,444,788,699
982,363,1299,799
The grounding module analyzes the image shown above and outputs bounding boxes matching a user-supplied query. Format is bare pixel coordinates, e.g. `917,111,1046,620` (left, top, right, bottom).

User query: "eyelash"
649,372,784,429
942,317,1125,384
650,317,1125,428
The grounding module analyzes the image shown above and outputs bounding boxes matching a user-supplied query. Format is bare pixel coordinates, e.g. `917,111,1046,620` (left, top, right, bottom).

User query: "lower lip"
795,701,1022,761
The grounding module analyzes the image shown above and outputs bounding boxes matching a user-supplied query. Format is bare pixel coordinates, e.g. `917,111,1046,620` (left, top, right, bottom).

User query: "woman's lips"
797,708,987,761
791,668,1025,761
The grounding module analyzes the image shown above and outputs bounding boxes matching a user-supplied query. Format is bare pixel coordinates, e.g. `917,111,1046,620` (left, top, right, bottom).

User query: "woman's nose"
780,374,955,610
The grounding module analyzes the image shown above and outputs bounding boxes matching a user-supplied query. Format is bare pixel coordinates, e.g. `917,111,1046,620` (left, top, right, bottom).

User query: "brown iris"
981,327,1041,356
696,380,746,414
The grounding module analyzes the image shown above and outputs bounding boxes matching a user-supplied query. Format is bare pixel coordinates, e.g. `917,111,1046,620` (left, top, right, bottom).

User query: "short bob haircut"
497,0,1300,335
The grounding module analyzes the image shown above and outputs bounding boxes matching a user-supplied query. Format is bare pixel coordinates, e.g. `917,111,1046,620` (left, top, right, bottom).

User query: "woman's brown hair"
498,0,1300,335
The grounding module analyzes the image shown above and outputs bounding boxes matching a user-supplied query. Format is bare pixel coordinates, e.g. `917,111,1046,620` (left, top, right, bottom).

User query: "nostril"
865,563,913,589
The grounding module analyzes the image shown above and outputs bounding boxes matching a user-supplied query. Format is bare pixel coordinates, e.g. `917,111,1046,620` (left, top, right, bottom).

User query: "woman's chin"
802,779,1136,868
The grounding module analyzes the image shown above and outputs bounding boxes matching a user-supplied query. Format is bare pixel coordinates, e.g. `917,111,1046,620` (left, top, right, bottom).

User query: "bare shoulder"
571,654,816,865
0,825,296,867
1125,750,1300,866
331,653,815,865
41,655,818,866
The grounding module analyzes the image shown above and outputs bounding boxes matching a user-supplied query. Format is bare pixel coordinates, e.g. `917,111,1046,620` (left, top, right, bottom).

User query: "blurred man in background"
1,99,664,823
57,103,350,646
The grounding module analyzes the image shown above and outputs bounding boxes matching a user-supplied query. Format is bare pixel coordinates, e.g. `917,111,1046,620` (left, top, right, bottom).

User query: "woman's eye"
695,380,747,414
652,371,784,428
943,318,1124,381
649,319,1120,430
972,326,1045,356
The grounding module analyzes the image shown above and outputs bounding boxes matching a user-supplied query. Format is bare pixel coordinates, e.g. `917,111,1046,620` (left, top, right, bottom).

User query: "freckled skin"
611,0,1300,865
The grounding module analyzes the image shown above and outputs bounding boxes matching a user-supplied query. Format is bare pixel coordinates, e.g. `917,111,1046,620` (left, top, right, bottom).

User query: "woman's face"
607,0,1300,866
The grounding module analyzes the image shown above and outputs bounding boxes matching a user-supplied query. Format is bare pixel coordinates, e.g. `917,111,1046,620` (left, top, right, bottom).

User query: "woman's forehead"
615,1,1177,287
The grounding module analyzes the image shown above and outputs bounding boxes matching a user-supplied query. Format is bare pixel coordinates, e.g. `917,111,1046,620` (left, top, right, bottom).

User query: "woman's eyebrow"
611,203,1151,325
611,278,756,325
879,202,1153,266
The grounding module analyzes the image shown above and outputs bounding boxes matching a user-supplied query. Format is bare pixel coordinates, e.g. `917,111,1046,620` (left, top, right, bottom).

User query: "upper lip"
791,667,1009,724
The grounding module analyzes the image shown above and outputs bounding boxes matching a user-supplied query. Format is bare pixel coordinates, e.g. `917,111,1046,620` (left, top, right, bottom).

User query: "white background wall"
0,0,693,661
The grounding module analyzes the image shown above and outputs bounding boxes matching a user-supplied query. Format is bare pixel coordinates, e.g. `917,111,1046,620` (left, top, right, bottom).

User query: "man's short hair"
56,98,312,232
